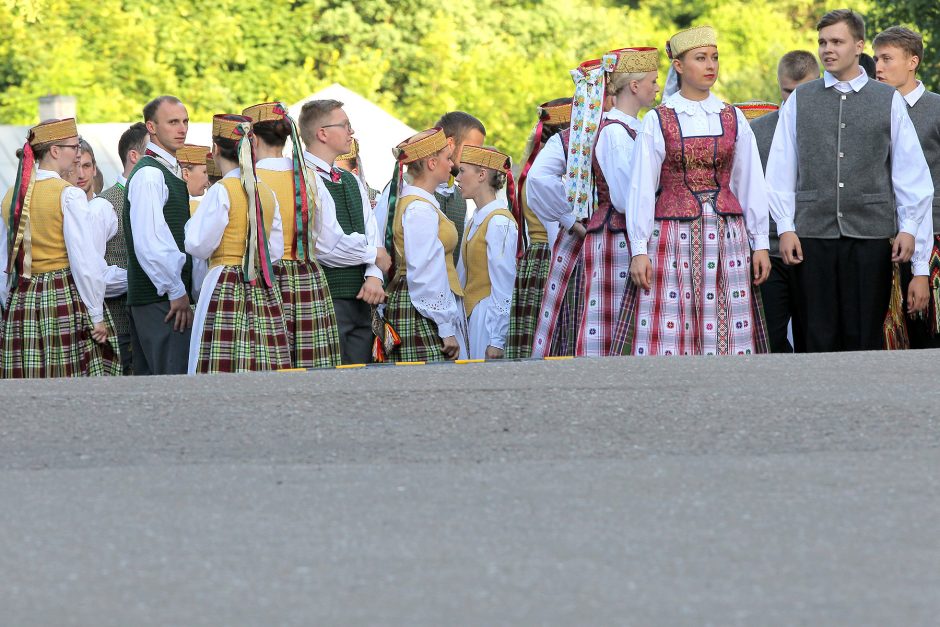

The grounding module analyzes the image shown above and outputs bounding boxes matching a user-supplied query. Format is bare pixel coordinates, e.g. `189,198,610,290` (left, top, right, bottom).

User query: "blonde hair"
607,71,649,97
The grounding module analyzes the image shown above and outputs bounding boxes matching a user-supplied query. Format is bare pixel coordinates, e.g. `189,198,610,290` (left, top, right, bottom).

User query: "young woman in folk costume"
385,128,469,362
530,47,660,358
612,26,772,356
0,118,120,377
184,114,291,373
243,102,341,369
504,98,571,359
455,146,518,359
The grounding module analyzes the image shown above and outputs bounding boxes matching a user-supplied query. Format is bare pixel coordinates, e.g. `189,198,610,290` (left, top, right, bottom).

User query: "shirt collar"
665,92,725,116
223,167,240,179
436,180,457,196
257,157,293,171
303,150,333,175
117,174,127,187
146,141,178,168
605,108,641,129
401,184,440,209
904,80,926,107
472,198,507,226
823,67,868,92
35,169,61,181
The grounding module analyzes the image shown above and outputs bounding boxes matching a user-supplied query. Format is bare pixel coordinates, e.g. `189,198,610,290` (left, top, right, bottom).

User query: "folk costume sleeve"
268,197,284,265
729,107,770,251
127,165,188,300
765,94,799,236
356,175,383,281
403,200,461,339
889,91,934,241
626,110,667,257
594,119,637,214
88,196,128,298
62,186,108,323
526,133,576,230
483,214,518,349
184,180,230,261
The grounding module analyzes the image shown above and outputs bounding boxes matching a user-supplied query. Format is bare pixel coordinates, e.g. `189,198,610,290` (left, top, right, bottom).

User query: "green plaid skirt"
1,268,121,378
275,259,341,369
195,266,292,373
384,281,448,363
505,242,552,359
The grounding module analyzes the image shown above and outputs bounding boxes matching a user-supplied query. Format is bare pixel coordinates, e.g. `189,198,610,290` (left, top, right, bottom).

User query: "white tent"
0,84,414,193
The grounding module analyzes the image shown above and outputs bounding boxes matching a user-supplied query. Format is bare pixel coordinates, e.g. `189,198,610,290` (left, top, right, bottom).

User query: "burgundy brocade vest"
654,105,743,220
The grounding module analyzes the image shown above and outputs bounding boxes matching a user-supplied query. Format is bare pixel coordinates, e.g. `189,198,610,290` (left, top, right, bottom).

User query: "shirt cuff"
364,264,384,281
774,218,796,235
489,336,505,349
630,239,648,257
437,322,455,339
89,309,104,324
749,234,770,251
558,213,576,231
362,245,378,265
167,281,187,301
913,259,929,276
898,219,918,237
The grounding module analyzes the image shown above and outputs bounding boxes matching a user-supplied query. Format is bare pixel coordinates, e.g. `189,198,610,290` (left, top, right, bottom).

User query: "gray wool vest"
907,89,940,234
795,77,896,239
750,109,781,256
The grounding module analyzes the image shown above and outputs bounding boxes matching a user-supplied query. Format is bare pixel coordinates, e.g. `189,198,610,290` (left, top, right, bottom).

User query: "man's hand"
630,255,653,291
568,221,587,241
779,231,803,266
374,247,392,274
752,250,771,286
485,346,504,360
356,276,386,305
165,294,193,332
908,275,930,314
892,232,915,263
441,335,459,360
90,322,109,344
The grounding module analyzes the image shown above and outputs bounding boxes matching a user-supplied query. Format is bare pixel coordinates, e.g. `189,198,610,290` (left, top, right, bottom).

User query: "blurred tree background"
5,0,926,161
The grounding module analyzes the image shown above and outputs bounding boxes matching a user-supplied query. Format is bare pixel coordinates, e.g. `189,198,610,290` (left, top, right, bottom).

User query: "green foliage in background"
7,0,924,161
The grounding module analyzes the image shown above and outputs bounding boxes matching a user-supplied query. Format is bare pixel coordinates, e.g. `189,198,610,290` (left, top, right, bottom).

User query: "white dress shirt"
126,141,188,300
626,93,770,256
304,151,382,282
526,133,576,231
594,108,641,213
765,67,934,274
904,81,936,276
456,198,518,356
87,195,128,298
0,169,108,322
400,185,463,339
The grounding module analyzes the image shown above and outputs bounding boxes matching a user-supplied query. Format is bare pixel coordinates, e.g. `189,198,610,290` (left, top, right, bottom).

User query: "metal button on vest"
838,212,844,217
840,123,846,128
839,182,845,188
841,95,847,100
839,152,844,158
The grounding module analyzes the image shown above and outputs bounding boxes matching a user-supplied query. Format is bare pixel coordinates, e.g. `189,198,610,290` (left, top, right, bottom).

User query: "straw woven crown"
394,128,447,164
29,118,78,145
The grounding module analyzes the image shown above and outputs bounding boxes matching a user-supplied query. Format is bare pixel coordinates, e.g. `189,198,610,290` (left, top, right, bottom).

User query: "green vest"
436,187,467,266
123,156,193,306
321,169,367,299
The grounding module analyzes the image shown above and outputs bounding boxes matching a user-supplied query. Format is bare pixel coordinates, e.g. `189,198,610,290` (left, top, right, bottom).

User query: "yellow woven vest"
392,194,463,296
520,180,548,244
462,209,516,315
1,177,71,273
209,178,277,268
189,198,200,216
256,168,298,261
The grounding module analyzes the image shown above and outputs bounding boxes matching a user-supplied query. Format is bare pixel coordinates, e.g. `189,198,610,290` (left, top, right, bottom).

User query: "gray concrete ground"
0,352,938,626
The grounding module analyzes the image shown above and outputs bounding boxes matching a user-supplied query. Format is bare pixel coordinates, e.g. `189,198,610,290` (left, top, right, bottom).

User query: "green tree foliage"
868,1,940,90
0,0,838,160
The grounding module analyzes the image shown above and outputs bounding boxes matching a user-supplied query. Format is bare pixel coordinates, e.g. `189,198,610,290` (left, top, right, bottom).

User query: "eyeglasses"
321,121,353,132
54,139,83,154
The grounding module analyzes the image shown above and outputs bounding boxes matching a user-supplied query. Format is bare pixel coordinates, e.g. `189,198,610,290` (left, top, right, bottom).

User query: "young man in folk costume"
177,144,211,304
530,47,660,358
245,101,341,369
455,146,518,359
184,114,290,374
613,26,772,356
0,118,120,377
300,99,390,365
504,98,571,360
766,10,933,352
385,128,469,362
747,50,820,353
874,26,940,349
124,95,195,375
90,122,149,374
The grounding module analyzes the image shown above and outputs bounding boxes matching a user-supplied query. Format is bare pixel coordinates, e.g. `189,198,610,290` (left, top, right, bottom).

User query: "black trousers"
760,256,805,353
129,301,191,375
333,298,374,365
794,237,892,352
898,261,940,349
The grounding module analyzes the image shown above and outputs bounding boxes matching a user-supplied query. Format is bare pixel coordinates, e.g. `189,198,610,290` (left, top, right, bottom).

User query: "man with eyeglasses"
123,95,195,375
299,99,391,365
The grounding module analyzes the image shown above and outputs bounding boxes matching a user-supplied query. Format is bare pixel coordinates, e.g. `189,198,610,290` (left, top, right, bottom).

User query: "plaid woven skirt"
275,259,341,368
505,241,552,359
192,266,292,374
385,280,468,362
575,227,631,356
1,268,121,377
611,204,768,356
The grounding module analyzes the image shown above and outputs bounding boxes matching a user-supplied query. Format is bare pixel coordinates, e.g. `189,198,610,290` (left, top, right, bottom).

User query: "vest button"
840,123,846,128
839,152,844,158
839,182,845,188
838,212,844,218
841,95,847,100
